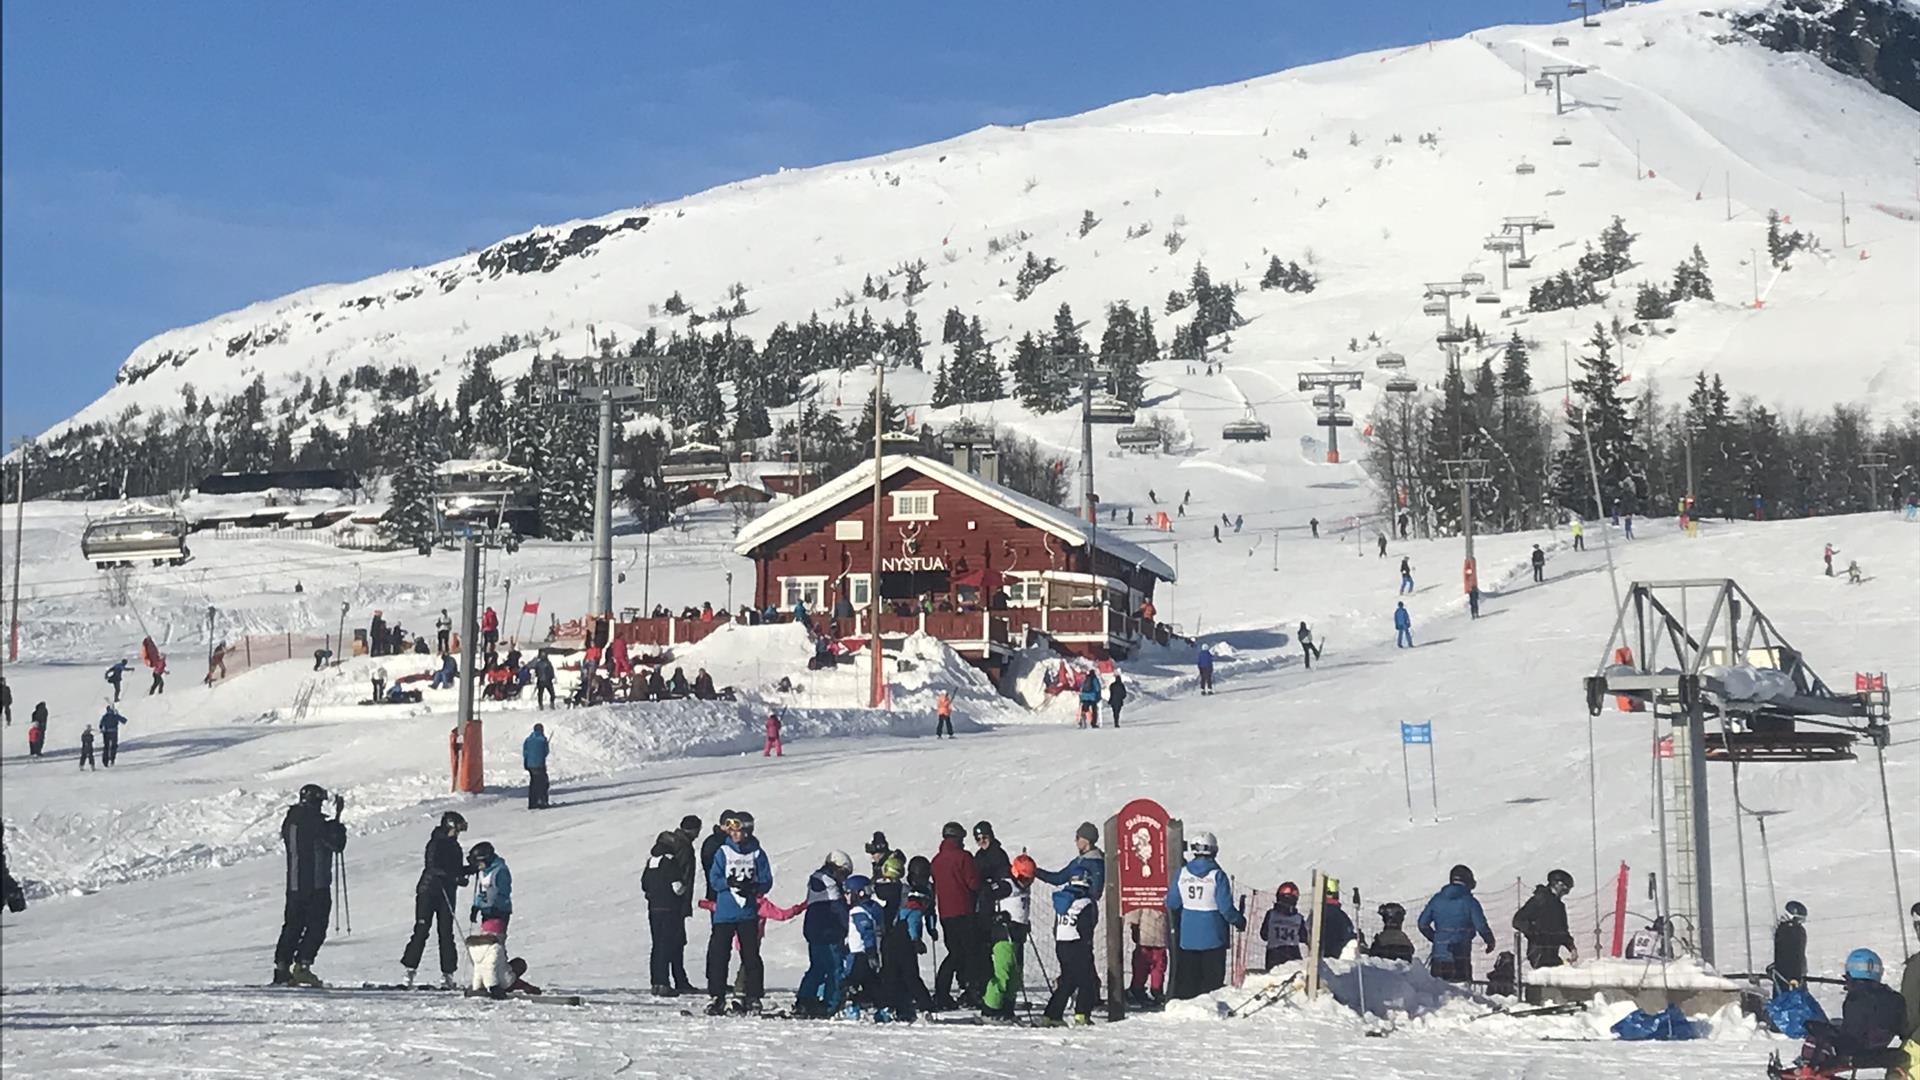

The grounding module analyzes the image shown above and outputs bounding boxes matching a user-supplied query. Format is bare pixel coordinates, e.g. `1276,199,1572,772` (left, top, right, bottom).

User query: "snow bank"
1524,957,1743,993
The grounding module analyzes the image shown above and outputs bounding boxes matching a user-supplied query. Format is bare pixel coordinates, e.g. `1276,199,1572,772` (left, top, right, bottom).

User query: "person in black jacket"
1108,675,1128,726
1513,869,1578,970
1368,902,1417,962
401,811,469,987
273,784,347,986
642,830,691,994
971,821,1014,988
700,812,732,904
1314,882,1355,959
1770,900,1808,995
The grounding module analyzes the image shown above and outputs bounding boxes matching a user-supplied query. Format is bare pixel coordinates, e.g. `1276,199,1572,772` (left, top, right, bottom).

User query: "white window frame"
780,576,827,610
890,491,936,522
843,573,872,608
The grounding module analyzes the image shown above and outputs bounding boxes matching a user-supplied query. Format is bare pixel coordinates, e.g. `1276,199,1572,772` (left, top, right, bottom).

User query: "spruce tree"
931,359,954,408
1553,323,1641,513
538,403,595,540
1635,282,1674,320
381,431,441,550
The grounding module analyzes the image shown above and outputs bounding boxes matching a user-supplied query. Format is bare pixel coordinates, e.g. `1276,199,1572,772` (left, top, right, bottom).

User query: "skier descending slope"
1166,831,1245,998
705,810,772,1015
1418,864,1494,983
273,784,347,987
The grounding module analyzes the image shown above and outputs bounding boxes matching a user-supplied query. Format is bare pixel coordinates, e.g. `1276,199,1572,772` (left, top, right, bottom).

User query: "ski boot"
731,997,761,1016
1073,1012,1093,1026
440,972,458,990
651,984,676,998
403,967,417,989
704,996,728,1017
1038,1016,1068,1028
272,963,292,986
287,963,323,988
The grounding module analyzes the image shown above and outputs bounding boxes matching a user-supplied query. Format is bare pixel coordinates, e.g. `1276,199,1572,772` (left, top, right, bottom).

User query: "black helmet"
723,810,755,836
1784,900,1807,921
1546,869,1573,894
907,855,932,882
440,811,468,832
864,831,890,855
468,841,496,864
1449,864,1476,889
942,821,966,841
298,783,328,804
1378,901,1407,927
973,820,995,841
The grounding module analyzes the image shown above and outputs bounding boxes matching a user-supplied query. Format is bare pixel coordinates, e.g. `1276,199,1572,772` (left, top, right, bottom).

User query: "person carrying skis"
402,811,469,988
1166,831,1245,998
1394,602,1413,649
1041,871,1100,1027
934,689,955,738
763,711,783,757
1531,544,1546,583
1124,902,1169,1006
1196,644,1215,695
105,659,129,702
1418,864,1494,983
1399,556,1415,594
1297,622,1322,670
642,830,694,995
1312,878,1355,959
1770,900,1809,995
1259,881,1307,970
704,810,772,1014
840,875,883,1015
1108,673,1127,726
1078,675,1102,727
522,723,550,809
1513,868,1578,970
273,784,347,987
932,821,981,1010
1790,949,1909,1074
794,849,852,1017
1369,903,1417,962
79,726,96,771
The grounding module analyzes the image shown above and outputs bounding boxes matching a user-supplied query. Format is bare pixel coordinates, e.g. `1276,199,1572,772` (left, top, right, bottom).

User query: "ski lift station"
1221,409,1271,443
81,502,193,569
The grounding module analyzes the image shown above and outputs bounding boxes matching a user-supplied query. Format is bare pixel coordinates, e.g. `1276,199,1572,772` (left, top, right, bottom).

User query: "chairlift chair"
1515,162,1537,175
1221,411,1271,443
1087,392,1136,425
1385,376,1419,393
1435,329,1468,345
1311,391,1346,410
1115,424,1161,453
1475,291,1500,304
1552,134,1573,146
1534,76,1554,90
81,504,193,569
1533,216,1556,230
1551,36,1571,46
1374,351,1407,369
1510,256,1534,269
1460,272,1486,286
1317,412,1355,428
1421,301,1447,316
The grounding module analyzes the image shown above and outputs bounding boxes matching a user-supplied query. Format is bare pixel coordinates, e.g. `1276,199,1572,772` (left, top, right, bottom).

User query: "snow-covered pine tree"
380,428,441,550
538,402,595,540
930,359,954,408
1634,282,1674,320
1669,244,1714,302
1552,323,1641,514
1079,210,1099,238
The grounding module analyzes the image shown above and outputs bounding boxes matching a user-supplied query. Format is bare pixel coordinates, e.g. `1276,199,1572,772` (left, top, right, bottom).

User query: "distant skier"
369,612,387,657
2,845,24,914
1512,869,1578,970
1234,513,1243,533
98,704,124,767
1108,674,1127,726
1260,881,1307,969
481,606,500,650
1417,864,1494,983
1397,511,1410,540
1213,523,1221,543
522,723,550,809
1312,879,1355,959
371,665,388,704
1847,559,1863,584
1570,519,1585,552
1,677,10,725
1468,586,1481,619
1624,515,1634,540
704,810,772,1014
1166,831,1244,998
1531,544,1546,583
1377,532,1388,557
1399,557,1414,594
935,689,955,738
1041,871,1100,1027
532,653,556,708
1770,900,1809,995
1078,676,1102,727
402,811,469,989
763,711,783,757
26,707,46,759
1394,602,1413,648
1310,517,1320,539
105,659,129,702
1368,902,1417,962
436,609,452,653
1824,543,1838,577
78,726,96,771
1297,621,1323,670
1196,645,1216,695
273,784,347,987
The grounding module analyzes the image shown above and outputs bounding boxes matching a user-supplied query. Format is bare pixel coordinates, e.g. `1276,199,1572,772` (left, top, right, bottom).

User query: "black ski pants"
935,714,954,738
275,889,332,967
101,730,119,767
1046,938,1099,1020
1172,946,1226,999
935,914,979,1002
79,745,95,770
1429,952,1474,983
706,919,763,1000
536,682,555,709
649,909,690,987
401,883,459,975
526,767,549,809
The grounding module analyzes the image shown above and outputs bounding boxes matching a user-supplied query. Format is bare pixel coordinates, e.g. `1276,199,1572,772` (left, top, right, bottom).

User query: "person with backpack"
1259,881,1307,970
1077,675,1102,728
273,784,347,986
1108,674,1128,726
1417,864,1495,983
1166,831,1245,998
1040,871,1100,1027
1513,869,1578,970
1369,903,1417,962
402,811,469,988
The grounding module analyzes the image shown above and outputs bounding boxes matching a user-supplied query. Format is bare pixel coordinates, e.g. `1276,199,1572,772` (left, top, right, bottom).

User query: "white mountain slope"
54,0,1920,459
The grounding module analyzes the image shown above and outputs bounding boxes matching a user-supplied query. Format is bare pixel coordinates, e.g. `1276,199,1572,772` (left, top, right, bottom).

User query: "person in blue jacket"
1036,822,1105,898
1077,676,1102,727
1196,645,1216,695
104,659,130,703
705,810,773,1014
97,705,126,767
1394,602,1414,648
1417,863,1495,983
795,850,853,1017
1166,830,1245,999
468,841,513,936
522,724,550,809
841,875,883,1014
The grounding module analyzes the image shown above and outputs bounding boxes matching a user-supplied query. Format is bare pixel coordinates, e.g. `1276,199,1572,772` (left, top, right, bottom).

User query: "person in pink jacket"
764,711,783,757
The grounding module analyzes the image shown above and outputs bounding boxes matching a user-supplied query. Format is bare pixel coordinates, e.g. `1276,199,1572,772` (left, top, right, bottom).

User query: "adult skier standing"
1394,602,1414,648
704,810,772,1014
401,811,470,988
1196,644,1215,695
642,830,691,995
435,609,453,654
1417,864,1494,983
104,659,128,702
532,653,556,709
1771,900,1809,994
931,821,981,1009
1513,869,1578,970
1035,822,1106,898
273,784,348,987
1108,673,1127,726
1531,544,1546,583
97,705,125,767
522,723,550,809
1166,831,1245,998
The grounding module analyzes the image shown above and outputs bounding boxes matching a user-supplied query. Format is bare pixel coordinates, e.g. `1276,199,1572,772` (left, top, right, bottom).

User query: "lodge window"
843,573,872,607
780,576,826,610
890,491,936,521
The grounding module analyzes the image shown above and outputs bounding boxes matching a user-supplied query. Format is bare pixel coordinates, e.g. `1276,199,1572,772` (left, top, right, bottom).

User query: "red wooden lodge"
728,453,1176,676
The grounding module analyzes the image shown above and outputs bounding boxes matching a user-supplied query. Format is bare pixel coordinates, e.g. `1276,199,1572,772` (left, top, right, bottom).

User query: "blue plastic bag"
1765,987,1827,1039
1611,1003,1698,1041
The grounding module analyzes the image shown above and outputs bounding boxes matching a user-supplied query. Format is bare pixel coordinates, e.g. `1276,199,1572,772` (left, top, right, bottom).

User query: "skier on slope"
1570,518,1585,552
522,723,550,809
642,830,693,996
480,606,500,650
1259,881,1307,970
1512,869,1578,970
1368,903,1417,962
1823,543,1839,577
1399,557,1415,594
704,810,772,1014
402,811,470,988
104,659,129,702
1417,864,1494,983
1531,544,1547,583
273,784,347,987
794,849,852,1017
436,609,452,653
1394,602,1414,648
1196,644,1216,695
1297,621,1323,669
1166,831,1245,999
97,704,125,767
931,821,981,1010
1078,675,1102,727
1108,673,1128,726
1040,871,1100,1027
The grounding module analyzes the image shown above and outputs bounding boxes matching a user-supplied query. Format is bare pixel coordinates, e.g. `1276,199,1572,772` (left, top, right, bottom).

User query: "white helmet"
1187,831,1218,857
825,850,853,873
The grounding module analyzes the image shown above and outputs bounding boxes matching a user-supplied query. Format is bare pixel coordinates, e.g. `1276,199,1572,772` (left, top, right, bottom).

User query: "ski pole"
339,852,351,934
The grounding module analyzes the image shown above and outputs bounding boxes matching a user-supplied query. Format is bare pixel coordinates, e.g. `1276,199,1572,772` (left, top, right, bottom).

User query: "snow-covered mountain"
51,0,1920,443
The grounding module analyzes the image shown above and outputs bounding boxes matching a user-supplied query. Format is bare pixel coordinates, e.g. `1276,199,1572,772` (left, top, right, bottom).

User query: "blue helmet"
845,874,872,897
1844,948,1883,983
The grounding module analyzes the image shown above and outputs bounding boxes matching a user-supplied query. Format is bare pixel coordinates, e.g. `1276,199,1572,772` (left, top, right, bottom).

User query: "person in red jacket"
931,821,981,1009
763,712,783,757
481,606,500,649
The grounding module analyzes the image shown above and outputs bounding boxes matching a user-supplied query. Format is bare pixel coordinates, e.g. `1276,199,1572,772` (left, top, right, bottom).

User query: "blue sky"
1,2,1551,443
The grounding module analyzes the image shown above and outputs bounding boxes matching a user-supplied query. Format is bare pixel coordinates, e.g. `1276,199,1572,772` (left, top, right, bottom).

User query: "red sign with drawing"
1115,797,1172,914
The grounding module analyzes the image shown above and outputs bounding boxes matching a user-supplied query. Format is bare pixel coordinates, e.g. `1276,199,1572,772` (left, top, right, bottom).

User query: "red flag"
522,601,540,616
1656,735,1674,759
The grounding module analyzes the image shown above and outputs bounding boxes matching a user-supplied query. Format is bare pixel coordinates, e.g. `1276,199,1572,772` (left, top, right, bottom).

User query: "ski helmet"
1843,948,1883,983
907,855,932,883
845,874,872,898
1010,853,1037,883
469,841,496,864
1449,864,1476,889
825,850,853,874
1783,900,1807,921
1187,831,1219,858
881,853,906,881
440,811,468,832
973,820,996,842
864,831,890,856
1323,877,1341,903
1378,901,1407,927
1546,869,1574,895
723,810,754,836
298,783,328,804
942,821,966,841
1277,881,1301,900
